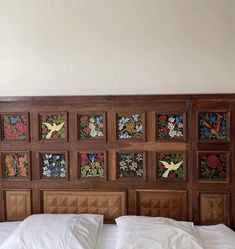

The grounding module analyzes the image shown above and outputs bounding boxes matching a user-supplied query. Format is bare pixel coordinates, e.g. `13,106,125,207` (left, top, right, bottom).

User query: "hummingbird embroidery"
43,122,65,139
203,116,222,136
159,160,183,177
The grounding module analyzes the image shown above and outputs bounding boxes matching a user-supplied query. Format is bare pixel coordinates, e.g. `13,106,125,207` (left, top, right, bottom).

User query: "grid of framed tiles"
0,110,230,183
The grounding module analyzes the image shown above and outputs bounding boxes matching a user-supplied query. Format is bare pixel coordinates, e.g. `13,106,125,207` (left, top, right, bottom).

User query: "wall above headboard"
0,94,234,226
0,0,235,95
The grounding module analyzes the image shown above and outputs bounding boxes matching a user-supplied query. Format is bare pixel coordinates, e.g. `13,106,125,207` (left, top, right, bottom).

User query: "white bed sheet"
0,221,234,249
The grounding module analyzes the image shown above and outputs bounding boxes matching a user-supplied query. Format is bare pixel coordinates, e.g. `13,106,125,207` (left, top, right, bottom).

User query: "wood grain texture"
4,190,31,221
42,190,126,222
0,94,234,227
136,190,187,220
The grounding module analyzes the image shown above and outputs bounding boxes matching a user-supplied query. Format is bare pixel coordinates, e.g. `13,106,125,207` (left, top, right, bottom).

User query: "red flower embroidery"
159,115,167,121
159,154,165,159
207,155,221,169
16,123,27,136
159,164,164,171
4,124,17,139
219,154,226,163
219,171,226,178
97,153,104,160
80,115,89,121
162,127,170,133
169,172,176,178
83,127,90,133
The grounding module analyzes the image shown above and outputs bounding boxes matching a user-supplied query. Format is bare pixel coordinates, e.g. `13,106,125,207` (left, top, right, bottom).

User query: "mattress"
0,221,234,249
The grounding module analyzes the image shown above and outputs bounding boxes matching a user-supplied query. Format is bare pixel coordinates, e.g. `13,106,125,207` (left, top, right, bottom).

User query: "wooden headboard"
0,94,234,227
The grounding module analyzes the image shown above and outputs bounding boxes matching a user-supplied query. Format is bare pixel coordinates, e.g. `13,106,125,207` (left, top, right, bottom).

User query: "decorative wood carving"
4,189,31,221
0,95,234,227
136,190,187,220
42,190,126,222
199,192,230,225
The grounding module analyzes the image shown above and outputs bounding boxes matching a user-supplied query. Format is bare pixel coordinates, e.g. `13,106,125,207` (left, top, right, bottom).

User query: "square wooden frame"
77,150,107,181
155,112,187,142
116,151,147,181
77,112,107,142
115,111,146,142
155,151,187,182
0,112,30,142
197,151,230,183
39,151,69,181
197,110,230,143
38,112,68,142
0,151,31,181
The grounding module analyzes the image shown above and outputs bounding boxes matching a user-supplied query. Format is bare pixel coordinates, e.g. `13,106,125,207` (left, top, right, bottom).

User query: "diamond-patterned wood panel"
5,190,31,221
136,190,187,220
199,192,230,225
42,190,126,221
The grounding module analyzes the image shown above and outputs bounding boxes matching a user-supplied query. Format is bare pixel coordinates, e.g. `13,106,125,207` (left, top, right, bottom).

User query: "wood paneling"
199,192,230,225
0,94,234,227
136,190,187,220
4,189,31,221
42,190,126,222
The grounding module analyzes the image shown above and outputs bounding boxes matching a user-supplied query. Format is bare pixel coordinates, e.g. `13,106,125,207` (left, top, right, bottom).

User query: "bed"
0,220,234,249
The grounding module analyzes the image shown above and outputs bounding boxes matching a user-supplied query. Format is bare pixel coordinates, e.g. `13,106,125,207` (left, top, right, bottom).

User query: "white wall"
0,0,234,96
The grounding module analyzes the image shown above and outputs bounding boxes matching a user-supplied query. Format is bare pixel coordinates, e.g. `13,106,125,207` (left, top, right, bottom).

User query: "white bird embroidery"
159,160,183,177
43,122,65,139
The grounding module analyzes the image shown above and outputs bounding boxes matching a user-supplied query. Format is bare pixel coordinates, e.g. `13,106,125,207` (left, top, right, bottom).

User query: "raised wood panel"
42,190,126,222
199,192,230,225
4,189,31,221
136,190,187,220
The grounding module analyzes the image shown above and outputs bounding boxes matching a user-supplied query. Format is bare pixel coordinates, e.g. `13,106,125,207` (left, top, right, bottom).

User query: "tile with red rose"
1,114,29,141
198,152,229,181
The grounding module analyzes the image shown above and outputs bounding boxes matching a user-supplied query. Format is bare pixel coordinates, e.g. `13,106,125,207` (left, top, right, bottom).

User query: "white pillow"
0,214,103,249
115,216,204,249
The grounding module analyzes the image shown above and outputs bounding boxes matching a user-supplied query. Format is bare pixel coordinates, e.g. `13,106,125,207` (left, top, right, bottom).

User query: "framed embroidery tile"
156,113,186,141
77,113,106,141
116,112,145,141
156,152,186,181
198,112,229,141
78,151,106,180
117,152,146,180
198,152,230,182
1,151,31,180
39,113,67,141
40,152,68,179
0,113,29,141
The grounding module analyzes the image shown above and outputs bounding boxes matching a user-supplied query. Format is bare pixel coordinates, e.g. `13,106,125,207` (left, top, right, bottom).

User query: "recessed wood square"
4,189,31,221
136,190,187,220
199,192,230,225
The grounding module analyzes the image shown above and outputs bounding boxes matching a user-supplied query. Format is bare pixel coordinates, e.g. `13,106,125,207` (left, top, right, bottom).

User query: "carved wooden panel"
136,190,187,220
5,190,31,221
43,190,126,222
199,192,230,225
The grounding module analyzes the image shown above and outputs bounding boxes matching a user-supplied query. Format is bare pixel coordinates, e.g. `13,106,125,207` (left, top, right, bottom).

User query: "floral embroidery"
2,114,28,141
157,114,184,140
118,153,144,178
3,152,29,178
79,114,104,139
79,153,105,178
117,113,143,139
40,114,66,140
199,113,227,140
158,153,184,179
41,153,66,178
199,153,227,180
